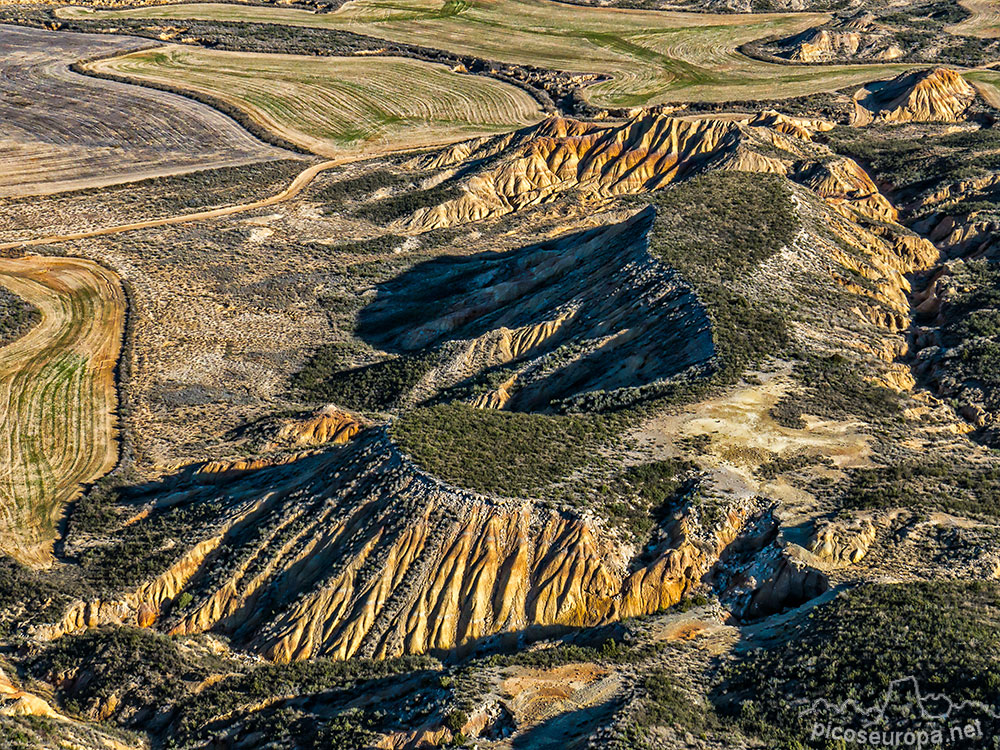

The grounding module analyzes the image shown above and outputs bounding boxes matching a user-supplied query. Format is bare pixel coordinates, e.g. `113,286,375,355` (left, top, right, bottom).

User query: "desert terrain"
1,1,1000,749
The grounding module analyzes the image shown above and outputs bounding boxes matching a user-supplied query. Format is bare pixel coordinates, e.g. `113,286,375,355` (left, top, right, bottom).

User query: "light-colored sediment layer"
0,257,125,565
851,68,978,125
40,433,754,662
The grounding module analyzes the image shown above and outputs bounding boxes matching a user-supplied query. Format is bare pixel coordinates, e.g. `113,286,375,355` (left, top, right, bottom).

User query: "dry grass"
0,257,124,565
946,0,1000,37
63,0,915,107
85,45,544,157
0,25,284,198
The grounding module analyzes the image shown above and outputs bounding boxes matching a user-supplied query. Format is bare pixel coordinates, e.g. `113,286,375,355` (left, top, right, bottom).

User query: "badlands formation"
1,2,1000,747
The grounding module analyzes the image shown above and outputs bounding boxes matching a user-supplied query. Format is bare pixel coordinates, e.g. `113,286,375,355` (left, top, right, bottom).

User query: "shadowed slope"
357,210,714,411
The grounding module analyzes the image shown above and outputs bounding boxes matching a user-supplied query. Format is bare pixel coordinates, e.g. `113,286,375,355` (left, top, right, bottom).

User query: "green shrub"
642,171,799,386
719,582,1000,748
355,180,464,224
0,287,39,347
771,353,902,428
391,403,613,495
634,669,718,735
841,457,1000,518
293,347,437,411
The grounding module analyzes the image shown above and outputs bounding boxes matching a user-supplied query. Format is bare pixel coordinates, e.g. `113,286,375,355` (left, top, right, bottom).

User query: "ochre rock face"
809,518,878,566
274,406,365,447
780,25,903,64
852,68,978,126
39,435,755,663
403,113,806,232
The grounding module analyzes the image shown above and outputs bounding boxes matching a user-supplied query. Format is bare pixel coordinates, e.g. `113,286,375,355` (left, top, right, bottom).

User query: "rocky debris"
808,516,878,566
710,509,831,620
851,68,978,126
271,405,365,447
0,667,60,719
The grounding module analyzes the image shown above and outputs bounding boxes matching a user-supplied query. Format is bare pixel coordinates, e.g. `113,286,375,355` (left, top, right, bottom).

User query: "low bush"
771,353,902,428
642,171,799,386
0,287,39,347
391,403,613,495
719,582,1000,748
293,347,437,411
841,457,1000,518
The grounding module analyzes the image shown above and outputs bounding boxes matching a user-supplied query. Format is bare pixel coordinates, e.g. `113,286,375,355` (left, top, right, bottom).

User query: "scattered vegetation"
936,262,1000,400
293,346,437,411
171,655,437,741
596,459,697,542
720,582,1000,748
0,558,87,638
312,169,406,206
0,286,39,347
644,172,799,385
841,456,1000,519
27,627,216,726
355,180,464,224
632,669,720,737
392,403,614,495
824,125,1000,198
771,353,902,428
75,494,222,593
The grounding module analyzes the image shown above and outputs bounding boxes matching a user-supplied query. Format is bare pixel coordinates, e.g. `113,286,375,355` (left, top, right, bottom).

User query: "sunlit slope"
0,258,124,565
85,45,545,157
61,0,915,107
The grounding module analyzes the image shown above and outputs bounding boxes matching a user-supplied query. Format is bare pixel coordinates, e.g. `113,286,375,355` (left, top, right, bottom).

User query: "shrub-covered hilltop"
719,582,1000,749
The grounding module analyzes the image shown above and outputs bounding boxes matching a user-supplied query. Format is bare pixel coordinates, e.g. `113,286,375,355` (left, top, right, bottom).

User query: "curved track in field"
84,45,544,157
0,24,286,199
947,0,1000,38
61,0,916,107
0,257,124,565
0,158,349,251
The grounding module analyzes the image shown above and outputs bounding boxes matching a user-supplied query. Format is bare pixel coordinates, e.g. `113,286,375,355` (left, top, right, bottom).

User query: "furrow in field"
61,0,918,107
0,257,125,566
84,46,545,157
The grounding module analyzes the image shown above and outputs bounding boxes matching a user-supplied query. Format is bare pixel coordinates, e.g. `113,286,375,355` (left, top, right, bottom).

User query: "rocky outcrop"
402,113,815,232
0,668,141,749
808,516,878,566
397,110,918,251
851,68,978,126
39,432,757,663
272,405,365,447
748,109,835,140
0,668,60,719
767,14,904,64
